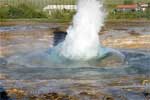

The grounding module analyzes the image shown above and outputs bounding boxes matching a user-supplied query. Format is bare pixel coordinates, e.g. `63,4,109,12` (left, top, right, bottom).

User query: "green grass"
0,18,73,23
104,0,150,5
0,4,47,19
0,3,75,23
104,0,150,10
1,0,150,6
1,0,150,22
1,0,150,11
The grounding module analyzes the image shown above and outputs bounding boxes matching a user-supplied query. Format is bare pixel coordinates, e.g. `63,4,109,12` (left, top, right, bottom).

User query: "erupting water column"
58,0,106,60
7,0,124,67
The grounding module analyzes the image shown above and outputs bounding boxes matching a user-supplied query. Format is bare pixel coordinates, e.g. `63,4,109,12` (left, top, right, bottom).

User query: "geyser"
57,0,104,60
56,0,124,61
7,0,125,67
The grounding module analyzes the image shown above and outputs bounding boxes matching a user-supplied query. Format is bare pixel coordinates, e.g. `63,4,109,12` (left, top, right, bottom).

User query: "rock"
103,96,114,100
29,92,78,100
143,92,150,98
0,87,11,100
128,30,140,36
0,57,7,66
53,31,67,46
0,74,8,80
125,91,146,100
7,88,26,100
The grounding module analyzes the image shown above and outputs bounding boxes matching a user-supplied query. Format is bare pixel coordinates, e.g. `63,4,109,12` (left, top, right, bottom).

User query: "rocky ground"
1,22,150,57
0,21,150,100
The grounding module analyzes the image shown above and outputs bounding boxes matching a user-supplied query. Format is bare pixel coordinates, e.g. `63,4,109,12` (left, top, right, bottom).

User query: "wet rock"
143,80,150,99
143,92,150,99
105,89,127,100
53,31,67,46
125,91,146,100
100,26,107,35
29,92,78,100
0,57,7,66
78,91,109,100
128,30,140,36
79,91,98,99
126,56,150,74
0,74,8,80
0,87,11,100
122,51,146,61
107,86,150,100
114,28,128,31
103,96,114,100
7,88,26,99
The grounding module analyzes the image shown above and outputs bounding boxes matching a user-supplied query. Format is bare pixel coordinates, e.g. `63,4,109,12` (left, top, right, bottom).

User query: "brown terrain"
0,21,150,100
1,21,150,57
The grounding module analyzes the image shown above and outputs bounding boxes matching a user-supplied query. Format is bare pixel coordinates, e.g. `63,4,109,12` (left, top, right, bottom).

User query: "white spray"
59,0,105,60
7,0,125,67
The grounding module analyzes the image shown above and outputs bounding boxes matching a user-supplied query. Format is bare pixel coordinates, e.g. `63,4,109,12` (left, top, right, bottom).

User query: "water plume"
7,0,125,67
58,0,107,60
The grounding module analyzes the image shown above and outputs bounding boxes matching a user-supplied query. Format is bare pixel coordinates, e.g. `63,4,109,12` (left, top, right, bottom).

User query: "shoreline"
1,18,150,26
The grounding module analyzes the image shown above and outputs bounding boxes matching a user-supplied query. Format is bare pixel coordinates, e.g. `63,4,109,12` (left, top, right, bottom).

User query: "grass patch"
47,10,75,22
108,10,150,20
0,4,47,19
0,3,75,23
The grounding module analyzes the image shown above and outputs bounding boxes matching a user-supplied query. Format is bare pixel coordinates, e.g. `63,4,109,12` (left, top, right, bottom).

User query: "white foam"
59,0,105,60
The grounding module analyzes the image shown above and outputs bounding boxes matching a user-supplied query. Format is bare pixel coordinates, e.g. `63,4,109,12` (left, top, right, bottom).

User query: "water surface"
0,23,150,99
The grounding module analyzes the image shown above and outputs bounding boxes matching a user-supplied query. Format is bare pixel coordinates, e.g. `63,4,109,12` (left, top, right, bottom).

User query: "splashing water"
56,0,105,60
56,0,123,61
7,0,124,67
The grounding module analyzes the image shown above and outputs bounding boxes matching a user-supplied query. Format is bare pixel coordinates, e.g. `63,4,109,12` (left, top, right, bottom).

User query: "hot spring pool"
0,24,150,99
0,0,150,97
